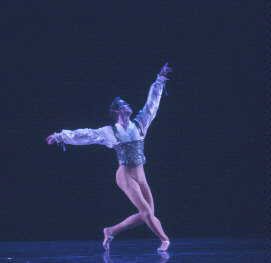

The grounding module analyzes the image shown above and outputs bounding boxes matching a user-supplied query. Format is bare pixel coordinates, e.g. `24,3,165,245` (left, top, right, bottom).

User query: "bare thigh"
116,170,153,214
132,169,154,212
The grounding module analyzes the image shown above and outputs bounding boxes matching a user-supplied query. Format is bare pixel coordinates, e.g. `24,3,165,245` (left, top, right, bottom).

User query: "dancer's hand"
159,63,172,78
46,134,57,145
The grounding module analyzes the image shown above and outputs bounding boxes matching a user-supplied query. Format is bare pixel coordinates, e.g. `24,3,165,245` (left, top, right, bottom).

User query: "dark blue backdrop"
2,1,266,241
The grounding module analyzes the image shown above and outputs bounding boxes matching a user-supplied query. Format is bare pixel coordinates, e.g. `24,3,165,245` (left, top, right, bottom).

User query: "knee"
139,209,154,221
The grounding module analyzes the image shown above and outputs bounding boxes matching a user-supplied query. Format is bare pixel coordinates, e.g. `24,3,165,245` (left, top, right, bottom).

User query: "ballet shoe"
103,228,114,250
157,240,170,252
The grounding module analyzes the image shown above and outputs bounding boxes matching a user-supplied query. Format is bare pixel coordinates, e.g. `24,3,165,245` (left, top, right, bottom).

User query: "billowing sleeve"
133,74,168,137
52,125,116,149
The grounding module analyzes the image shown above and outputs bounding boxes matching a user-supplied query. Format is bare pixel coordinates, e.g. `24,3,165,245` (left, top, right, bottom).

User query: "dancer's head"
109,96,133,122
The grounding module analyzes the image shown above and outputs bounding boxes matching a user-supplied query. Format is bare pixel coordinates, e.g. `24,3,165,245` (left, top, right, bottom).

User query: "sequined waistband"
114,140,146,167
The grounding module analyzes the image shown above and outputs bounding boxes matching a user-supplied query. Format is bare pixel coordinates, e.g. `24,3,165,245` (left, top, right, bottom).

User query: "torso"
112,120,146,168
114,120,142,142
113,121,147,187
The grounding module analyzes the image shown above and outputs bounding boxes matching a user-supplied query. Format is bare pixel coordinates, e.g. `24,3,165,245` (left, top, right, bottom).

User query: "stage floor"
0,238,268,263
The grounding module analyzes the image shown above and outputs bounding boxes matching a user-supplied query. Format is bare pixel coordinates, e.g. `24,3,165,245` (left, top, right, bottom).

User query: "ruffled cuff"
156,74,169,96
52,132,61,143
52,132,67,151
156,74,169,83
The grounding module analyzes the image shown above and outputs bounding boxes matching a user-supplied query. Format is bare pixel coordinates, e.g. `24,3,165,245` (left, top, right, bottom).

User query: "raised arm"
46,126,115,149
133,63,172,137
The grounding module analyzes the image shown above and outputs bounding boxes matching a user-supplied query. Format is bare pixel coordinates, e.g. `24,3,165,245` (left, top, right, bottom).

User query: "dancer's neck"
117,117,130,130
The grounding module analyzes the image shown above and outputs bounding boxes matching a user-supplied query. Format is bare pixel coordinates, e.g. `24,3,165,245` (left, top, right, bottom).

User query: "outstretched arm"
133,63,172,137
46,126,114,148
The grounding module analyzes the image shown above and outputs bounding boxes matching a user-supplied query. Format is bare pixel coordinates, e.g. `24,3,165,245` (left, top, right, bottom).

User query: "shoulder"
97,125,118,148
132,119,144,137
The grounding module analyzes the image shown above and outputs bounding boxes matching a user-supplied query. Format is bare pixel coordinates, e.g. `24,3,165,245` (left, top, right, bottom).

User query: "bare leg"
105,213,142,236
106,170,155,236
103,166,170,251
117,172,169,241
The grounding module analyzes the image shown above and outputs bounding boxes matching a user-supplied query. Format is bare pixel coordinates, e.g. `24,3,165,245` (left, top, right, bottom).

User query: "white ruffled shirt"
53,74,168,149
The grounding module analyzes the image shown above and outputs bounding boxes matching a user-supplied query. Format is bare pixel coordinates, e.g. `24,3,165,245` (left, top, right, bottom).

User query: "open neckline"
115,120,132,131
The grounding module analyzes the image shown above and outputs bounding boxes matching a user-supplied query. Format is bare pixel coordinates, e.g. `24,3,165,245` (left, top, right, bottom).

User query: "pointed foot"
157,240,170,252
103,227,114,250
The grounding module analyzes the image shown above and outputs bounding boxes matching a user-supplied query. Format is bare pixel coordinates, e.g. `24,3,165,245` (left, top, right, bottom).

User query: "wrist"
156,74,169,83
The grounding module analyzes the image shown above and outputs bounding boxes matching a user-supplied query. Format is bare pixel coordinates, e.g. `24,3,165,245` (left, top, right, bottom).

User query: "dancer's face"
117,101,133,119
110,97,133,122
